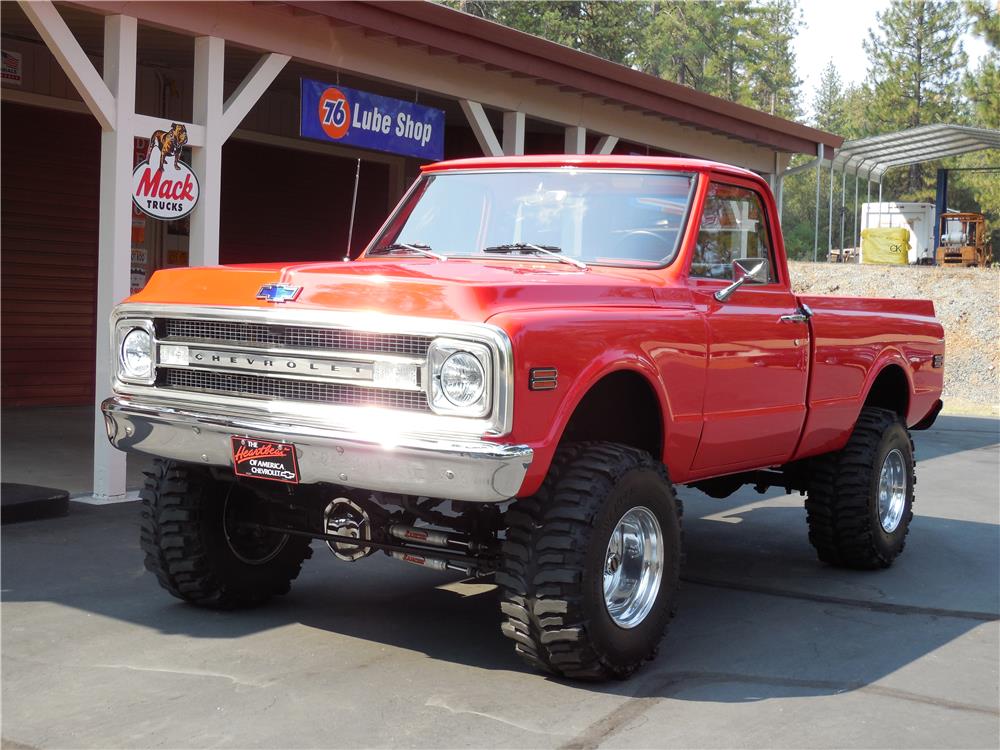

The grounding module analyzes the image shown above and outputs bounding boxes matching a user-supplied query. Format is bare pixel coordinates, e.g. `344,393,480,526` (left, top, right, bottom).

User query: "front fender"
487,306,707,496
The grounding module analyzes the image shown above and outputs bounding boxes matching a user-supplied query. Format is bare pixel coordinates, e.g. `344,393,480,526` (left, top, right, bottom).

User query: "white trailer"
860,202,935,264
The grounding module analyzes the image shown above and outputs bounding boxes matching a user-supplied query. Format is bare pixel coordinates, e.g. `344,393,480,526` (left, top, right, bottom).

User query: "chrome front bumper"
101,396,533,503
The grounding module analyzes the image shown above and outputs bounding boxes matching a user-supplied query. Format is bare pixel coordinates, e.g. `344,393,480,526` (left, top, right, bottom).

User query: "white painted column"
502,111,525,156
190,36,225,267
93,14,137,500
564,125,586,155
827,160,835,255
777,175,785,221
813,143,824,262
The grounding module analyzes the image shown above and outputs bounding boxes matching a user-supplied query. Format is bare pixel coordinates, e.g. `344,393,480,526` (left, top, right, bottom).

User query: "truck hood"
131,258,658,322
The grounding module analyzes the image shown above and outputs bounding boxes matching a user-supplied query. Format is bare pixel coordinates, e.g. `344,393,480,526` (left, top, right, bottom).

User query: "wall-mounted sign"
300,78,444,161
2,50,22,85
131,123,200,220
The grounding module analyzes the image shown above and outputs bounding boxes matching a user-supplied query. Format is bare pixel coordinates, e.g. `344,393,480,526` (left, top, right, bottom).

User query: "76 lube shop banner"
300,78,445,161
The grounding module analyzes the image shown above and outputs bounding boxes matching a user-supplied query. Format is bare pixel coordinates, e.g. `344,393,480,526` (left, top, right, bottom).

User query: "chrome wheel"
222,487,289,565
603,506,663,629
877,448,907,533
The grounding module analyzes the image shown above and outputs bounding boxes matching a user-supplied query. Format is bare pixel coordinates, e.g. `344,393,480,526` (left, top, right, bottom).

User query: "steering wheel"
606,230,669,262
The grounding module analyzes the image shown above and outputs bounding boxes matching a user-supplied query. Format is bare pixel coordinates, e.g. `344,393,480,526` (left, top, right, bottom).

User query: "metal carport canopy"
833,124,1000,179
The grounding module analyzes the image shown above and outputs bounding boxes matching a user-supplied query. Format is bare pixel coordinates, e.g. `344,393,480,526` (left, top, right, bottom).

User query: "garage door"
1,102,100,406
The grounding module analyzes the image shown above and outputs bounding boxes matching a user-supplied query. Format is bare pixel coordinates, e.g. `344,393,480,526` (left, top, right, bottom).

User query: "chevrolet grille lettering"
181,347,375,382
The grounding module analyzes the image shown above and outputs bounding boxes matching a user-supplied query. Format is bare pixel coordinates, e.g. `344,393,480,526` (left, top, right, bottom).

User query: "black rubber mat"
1,483,70,524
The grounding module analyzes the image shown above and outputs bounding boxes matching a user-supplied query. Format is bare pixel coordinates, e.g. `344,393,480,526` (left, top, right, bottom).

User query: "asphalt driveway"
2,415,998,749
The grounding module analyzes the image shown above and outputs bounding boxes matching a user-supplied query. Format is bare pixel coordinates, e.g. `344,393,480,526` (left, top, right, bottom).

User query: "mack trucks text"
103,156,945,680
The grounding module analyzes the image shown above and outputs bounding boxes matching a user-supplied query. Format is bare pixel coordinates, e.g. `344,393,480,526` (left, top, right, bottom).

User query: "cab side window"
690,183,777,281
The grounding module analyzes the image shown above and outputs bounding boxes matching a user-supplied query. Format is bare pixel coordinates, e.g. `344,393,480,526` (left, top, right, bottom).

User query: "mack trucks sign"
131,123,200,220
300,78,445,160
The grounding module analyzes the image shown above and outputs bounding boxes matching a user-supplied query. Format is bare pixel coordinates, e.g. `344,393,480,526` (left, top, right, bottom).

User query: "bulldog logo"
146,122,189,172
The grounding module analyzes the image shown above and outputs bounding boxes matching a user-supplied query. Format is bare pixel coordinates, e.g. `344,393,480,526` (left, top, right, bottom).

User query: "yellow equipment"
936,212,993,267
861,227,910,265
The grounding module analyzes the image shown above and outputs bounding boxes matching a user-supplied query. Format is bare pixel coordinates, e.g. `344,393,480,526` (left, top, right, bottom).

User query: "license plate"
230,436,299,484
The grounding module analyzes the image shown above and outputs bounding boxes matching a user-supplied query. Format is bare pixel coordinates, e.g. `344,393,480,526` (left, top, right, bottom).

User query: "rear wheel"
805,407,915,569
139,458,312,608
497,443,683,680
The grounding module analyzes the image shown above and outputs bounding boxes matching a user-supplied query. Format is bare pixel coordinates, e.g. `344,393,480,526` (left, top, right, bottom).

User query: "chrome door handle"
779,313,809,323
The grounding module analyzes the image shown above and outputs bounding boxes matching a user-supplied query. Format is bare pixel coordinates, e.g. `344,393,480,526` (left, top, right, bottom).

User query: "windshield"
367,169,697,267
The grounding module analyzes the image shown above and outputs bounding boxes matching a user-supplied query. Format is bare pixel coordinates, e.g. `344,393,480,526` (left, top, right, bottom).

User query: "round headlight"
121,328,152,380
439,351,486,407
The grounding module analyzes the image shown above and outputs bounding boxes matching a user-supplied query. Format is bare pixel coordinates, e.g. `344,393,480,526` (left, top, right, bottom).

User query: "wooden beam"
459,100,502,157
18,0,116,130
593,135,619,155
220,52,290,140
132,114,206,147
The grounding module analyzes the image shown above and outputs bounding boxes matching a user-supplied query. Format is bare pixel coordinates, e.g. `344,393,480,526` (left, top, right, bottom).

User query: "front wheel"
497,443,683,680
805,407,916,569
139,458,312,608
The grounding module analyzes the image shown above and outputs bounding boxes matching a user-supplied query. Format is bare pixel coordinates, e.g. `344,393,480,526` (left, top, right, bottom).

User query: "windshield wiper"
482,243,588,269
371,242,446,261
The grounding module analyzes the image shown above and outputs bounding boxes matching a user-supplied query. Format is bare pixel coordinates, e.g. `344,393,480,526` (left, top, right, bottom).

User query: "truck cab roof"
421,154,764,184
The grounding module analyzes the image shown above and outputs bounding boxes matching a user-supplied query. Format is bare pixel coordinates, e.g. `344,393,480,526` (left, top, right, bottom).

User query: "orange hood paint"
128,258,661,322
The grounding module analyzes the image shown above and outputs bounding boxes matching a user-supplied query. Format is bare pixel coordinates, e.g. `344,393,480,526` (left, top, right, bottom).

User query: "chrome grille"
162,369,430,412
161,318,431,357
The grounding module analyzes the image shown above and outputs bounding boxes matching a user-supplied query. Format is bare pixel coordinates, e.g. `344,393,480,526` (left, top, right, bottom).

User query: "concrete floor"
2,407,148,495
2,415,998,749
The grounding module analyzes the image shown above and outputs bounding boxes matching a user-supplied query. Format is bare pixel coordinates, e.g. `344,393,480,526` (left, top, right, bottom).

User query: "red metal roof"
287,0,841,157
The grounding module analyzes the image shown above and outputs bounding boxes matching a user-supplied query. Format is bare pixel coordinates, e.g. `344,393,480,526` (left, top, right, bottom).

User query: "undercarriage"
215,470,507,578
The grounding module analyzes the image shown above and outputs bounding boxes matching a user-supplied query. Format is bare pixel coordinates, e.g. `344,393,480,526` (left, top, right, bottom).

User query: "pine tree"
864,0,967,194
812,61,847,132
957,1,1000,229
451,1,646,67
963,0,999,128
744,0,803,118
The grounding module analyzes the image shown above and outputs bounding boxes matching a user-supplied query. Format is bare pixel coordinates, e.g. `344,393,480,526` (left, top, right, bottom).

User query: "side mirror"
714,257,769,302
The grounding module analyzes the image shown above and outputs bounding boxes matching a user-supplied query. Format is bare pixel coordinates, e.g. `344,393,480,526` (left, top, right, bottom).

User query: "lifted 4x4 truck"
103,156,945,680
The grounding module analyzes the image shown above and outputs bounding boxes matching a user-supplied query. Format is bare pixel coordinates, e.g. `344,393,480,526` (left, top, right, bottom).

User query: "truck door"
687,179,809,472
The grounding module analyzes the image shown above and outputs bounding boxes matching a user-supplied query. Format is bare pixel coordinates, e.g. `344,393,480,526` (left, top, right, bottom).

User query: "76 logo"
322,98,347,127
318,88,351,140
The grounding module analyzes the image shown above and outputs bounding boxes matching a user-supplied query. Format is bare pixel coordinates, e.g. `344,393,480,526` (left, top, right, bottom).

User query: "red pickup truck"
103,155,944,680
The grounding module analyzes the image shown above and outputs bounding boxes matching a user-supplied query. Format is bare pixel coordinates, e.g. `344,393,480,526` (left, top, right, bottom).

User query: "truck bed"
794,294,944,458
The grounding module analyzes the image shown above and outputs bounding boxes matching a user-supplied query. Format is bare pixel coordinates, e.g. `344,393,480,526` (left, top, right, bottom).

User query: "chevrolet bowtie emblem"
256,283,302,303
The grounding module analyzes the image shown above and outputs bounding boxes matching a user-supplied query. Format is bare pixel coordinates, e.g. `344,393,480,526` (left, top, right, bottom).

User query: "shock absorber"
388,523,479,551
388,551,473,576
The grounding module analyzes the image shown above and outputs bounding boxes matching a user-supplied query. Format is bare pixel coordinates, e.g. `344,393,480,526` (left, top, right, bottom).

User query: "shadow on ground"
3,480,996,708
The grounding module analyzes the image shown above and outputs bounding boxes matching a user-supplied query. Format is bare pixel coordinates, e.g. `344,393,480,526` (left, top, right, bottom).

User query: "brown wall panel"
219,139,390,263
1,102,100,407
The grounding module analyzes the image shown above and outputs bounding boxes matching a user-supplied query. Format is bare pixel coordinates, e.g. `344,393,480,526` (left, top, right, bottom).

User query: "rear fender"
858,347,915,422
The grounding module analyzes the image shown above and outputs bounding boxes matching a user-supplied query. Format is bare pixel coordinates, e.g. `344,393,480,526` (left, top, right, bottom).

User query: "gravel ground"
789,260,1000,416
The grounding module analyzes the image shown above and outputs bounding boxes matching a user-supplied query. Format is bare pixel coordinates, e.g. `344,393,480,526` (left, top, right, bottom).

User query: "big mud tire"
805,407,916,570
497,443,683,681
139,458,312,608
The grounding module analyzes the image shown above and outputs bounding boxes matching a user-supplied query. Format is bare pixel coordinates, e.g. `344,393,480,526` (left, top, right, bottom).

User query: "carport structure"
792,124,1000,260
9,0,840,500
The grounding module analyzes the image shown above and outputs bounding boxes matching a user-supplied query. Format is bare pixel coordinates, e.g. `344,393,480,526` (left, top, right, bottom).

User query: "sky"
794,0,990,122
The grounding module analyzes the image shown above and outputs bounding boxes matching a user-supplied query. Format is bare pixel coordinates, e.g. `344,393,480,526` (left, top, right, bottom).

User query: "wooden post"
503,111,525,155
190,36,225,267
564,125,586,154
92,15,136,500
